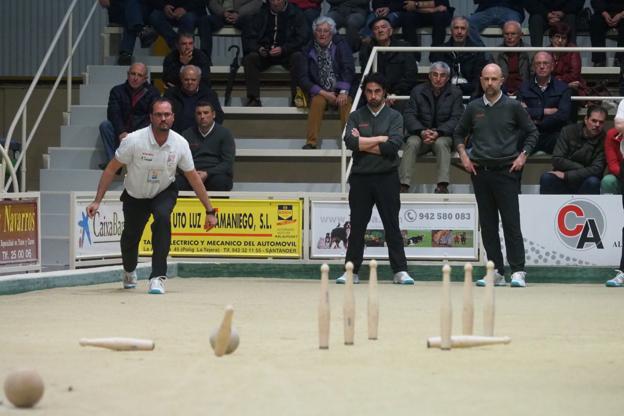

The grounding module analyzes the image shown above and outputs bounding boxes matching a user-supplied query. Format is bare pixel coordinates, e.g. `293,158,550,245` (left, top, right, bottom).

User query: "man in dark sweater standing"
337,73,414,285
176,101,235,191
454,63,538,288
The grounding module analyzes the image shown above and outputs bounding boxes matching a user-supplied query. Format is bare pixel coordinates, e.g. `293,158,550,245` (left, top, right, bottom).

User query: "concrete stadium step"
60,125,101,148
67,106,106,125
232,182,341,192
42,213,69,237
48,147,105,170
40,169,124,192
42,236,70,267
41,192,71,215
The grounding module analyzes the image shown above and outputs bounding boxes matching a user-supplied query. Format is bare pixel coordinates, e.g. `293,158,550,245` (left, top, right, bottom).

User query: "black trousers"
471,167,525,276
175,172,233,191
345,171,407,274
120,183,178,278
528,13,577,46
590,13,624,64
242,51,300,100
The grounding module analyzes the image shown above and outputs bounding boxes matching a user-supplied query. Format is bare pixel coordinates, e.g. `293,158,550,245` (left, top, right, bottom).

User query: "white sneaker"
336,273,359,284
606,270,624,287
393,271,415,285
148,276,166,294
122,270,137,289
510,271,527,288
476,271,506,287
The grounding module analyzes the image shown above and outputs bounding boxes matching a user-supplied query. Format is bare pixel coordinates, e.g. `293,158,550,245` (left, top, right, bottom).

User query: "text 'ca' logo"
556,199,605,250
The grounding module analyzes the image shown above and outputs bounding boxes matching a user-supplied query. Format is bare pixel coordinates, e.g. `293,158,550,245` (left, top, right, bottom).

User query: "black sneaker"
244,97,262,107
138,26,158,48
302,143,317,149
117,51,132,66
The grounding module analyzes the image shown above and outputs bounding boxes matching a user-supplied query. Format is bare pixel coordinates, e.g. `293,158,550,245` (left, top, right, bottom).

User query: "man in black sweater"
454,63,538,288
176,101,235,191
337,72,414,285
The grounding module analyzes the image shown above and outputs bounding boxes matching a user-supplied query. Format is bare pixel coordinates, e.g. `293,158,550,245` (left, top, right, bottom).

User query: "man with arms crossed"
453,63,538,288
87,98,218,295
338,73,414,285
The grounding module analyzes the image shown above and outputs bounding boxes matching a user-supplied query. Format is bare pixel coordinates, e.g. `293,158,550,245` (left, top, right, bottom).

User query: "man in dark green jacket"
539,105,607,194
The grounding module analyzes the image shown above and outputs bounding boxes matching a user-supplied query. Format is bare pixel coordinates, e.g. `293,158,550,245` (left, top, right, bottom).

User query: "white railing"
341,45,624,191
2,0,100,193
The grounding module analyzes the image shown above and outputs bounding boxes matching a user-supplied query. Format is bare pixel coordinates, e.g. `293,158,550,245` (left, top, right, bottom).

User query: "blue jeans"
119,0,151,54
148,9,199,49
539,173,601,195
327,8,367,51
99,120,118,164
468,7,524,46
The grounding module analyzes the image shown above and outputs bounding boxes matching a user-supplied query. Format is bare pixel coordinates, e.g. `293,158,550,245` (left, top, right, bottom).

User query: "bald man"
453,63,538,288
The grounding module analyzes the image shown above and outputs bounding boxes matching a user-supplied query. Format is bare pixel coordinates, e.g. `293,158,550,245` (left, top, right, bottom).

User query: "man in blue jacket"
99,62,161,169
517,51,572,154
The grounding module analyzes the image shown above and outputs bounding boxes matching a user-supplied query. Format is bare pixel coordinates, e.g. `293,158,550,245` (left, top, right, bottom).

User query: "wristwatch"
206,209,217,216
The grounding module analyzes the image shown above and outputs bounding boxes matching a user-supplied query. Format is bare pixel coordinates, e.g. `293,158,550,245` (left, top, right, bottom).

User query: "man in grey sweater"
453,63,538,288
337,72,414,285
175,101,235,191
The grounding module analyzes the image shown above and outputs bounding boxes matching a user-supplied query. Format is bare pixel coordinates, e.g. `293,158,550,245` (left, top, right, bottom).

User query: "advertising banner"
139,198,302,258
0,199,39,266
311,200,479,260
74,199,124,258
514,195,623,266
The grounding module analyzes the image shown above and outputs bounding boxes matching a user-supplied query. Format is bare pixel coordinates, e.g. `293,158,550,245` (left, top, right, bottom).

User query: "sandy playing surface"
1,277,623,415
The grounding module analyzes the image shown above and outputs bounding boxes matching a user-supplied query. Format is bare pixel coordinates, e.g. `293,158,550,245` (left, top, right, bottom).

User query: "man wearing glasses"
88,98,218,295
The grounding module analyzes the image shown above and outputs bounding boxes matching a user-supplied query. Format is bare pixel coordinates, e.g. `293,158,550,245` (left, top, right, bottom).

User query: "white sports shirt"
115,126,195,199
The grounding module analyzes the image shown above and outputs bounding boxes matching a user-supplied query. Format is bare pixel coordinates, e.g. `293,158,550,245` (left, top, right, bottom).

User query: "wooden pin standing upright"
462,263,474,335
214,305,234,357
440,264,452,350
368,259,379,340
343,261,355,345
483,261,496,336
318,264,330,349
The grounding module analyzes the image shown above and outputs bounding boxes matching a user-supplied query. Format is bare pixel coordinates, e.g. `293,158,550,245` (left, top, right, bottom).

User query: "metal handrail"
2,0,100,193
341,45,624,191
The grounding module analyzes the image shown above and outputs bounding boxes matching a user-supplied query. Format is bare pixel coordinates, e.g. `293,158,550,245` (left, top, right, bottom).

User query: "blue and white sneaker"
510,271,527,288
148,276,166,294
606,270,624,287
122,270,137,289
393,271,415,285
476,271,506,287
336,273,359,284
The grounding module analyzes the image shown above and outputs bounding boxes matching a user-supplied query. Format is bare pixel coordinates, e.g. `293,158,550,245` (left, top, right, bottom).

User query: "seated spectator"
548,22,589,96
359,16,418,112
525,0,583,46
241,0,309,106
398,61,463,194
540,105,607,195
199,0,263,62
590,0,624,67
399,0,454,57
360,0,402,42
517,52,572,154
164,65,224,132
494,20,530,95
290,0,323,26
326,0,368,51
147,0,205,50
298,17,355,149
432,16,488,97
601,100,624,194
175,101,235,191
467,0,525,46
99,0,158,65
99,62,160,169
162,32,212,88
